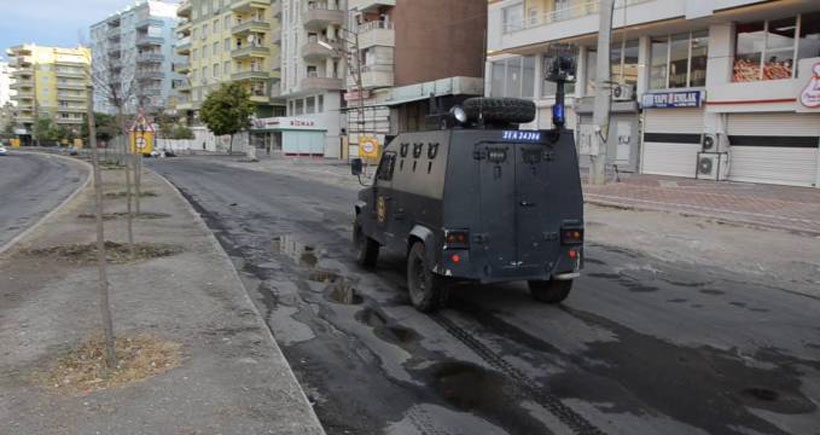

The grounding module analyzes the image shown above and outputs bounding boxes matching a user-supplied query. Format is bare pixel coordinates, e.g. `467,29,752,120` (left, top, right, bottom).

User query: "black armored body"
352,95,584,313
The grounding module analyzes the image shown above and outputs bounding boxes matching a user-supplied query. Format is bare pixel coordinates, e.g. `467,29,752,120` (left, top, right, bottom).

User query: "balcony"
106,26,121,40
136,17,163,30
177,20,192,35
302,3,345,31
135,70,164,81
231,45,270,59
358,21,394,49
360,64,393,89
56,117,84,125
16,114,35,123
137,52,165,63
57,81,87,90
56,105,86,113
232,0,270,12
301,39,341,61
250,93,271,103
58,93,86,101
301,75,344,91
176,81,192,92
231,70,269,81
176,37,192,54
174,62,190,74
136,35,164,47
10,78,33,89
15,89,35,99
348,0,395,12
178,1,191,17
56,68,86,78
231,19,269,36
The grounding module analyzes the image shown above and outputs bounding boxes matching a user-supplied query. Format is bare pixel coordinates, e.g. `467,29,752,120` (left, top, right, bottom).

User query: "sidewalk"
0,159,324,435
584,174,820,235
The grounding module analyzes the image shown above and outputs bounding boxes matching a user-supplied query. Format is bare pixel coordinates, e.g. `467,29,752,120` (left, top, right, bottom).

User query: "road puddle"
431,362,508,412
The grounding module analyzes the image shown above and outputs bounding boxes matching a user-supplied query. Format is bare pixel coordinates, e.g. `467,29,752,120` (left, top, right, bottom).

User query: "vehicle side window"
376,152,397,182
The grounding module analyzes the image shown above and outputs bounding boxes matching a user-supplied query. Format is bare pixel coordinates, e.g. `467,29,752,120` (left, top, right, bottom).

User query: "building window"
213,42,219,55
213,64,219,78
288,100,294,115
224,61,231,75
192,48,198,61
502,3,523,34
213,19,220,33
733,13,819,82
202,23,209,39
318,94,324,112
193,28,198,39
295,99,304,115
490,55,536,98
650,31,709,89
306,96,316,114
610,39,639,86
224,15,231,28
224,38,230,52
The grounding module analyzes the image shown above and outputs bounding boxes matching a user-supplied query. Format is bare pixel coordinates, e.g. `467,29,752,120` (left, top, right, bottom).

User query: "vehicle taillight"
444,230,470,250
561,228,584,245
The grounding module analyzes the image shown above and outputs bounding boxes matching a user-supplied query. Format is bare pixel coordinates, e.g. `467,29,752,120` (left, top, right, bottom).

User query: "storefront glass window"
764,17,796,80
650,37,668,89
797,12,820,76
522,56,535,98
295,99,303,115
622,40,639,85
734,21,765,82
690,31,708,87
306,96,316,114
610,42,622,83
669,33,690,88
491,61,505,97
506,57,522,98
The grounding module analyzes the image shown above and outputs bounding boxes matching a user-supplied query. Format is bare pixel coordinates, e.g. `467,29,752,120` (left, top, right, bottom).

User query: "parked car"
351,97,584,312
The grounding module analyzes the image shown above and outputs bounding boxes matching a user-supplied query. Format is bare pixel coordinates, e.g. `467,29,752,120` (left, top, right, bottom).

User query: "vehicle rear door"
475,143,518,272
515,144,560,271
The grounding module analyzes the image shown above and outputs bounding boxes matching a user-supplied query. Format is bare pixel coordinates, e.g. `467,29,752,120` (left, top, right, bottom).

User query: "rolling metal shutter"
641,108,704,177
727,113,820,187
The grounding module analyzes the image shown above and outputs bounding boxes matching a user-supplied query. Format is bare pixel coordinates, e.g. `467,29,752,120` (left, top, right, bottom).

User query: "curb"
585,197,820,237
151,168,327,435
0,152,93,256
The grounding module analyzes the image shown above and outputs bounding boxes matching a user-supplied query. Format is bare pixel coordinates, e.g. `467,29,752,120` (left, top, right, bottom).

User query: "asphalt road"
0,152,86,250
151,158,820,435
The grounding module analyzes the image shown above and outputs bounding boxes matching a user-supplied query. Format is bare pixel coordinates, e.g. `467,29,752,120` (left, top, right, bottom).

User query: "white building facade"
0,60,14,108
279,0,347,158
487,0,820,187
90,0,183,115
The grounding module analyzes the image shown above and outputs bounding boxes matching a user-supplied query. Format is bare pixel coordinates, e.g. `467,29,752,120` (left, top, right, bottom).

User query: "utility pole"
591,0,615,185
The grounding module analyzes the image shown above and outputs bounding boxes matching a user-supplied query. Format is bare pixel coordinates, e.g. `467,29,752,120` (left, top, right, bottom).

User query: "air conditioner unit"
696,152,729,181
701,132,730,152
612,84,634,101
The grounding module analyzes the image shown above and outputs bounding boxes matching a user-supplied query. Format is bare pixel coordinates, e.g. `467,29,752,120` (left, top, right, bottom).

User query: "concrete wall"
393,0,487,86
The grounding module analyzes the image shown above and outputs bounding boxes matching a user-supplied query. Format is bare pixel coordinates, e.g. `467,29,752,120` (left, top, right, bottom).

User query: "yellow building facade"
7,44,91,137
176,0,284,117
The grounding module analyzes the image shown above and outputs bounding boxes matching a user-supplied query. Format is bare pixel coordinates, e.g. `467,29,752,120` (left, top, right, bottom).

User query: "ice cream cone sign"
799,62,820,109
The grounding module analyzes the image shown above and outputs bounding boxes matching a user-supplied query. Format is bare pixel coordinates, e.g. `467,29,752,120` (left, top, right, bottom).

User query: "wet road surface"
151,158,820,435
0,152,86,249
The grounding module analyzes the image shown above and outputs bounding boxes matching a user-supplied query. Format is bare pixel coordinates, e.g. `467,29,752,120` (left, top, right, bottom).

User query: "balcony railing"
137,52,165,63
232,0,270,12
58,93,86,100
136,17,163,29
231,70,269,81
136,35,164,46
358,20,394,49
56,81,87,90
231,19,269,35
505,0,653,33
135,70,164,81
56,68,86,78
301,38,341,60
176,37,192,54
178,1,192,17
348,0,395,12
231,45,270,58
301,75,344,91
303,2,345,30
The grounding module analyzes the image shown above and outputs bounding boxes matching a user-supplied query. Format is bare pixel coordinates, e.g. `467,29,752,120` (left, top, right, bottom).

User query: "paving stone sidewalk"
583,174,820,235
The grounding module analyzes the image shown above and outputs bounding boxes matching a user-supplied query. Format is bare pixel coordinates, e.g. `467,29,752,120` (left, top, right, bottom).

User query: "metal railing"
505,0,654,34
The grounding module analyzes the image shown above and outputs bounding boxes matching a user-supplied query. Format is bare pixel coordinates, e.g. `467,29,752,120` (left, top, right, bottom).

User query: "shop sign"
796,58,820,112
251,117,326,131
641,90,703,109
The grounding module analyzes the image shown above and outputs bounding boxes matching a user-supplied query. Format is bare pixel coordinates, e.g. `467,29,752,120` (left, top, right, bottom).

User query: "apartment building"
488,0,820,188
0,59,13,107
341,0,487,158
90,1,182,115
175,0,284,121
6,44,91,143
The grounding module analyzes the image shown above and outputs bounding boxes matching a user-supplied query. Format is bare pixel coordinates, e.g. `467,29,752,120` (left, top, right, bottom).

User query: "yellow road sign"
359,136,380,161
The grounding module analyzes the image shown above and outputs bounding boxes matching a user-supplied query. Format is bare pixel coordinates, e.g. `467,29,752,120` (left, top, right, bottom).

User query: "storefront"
640,90,706,178
250,117,328,157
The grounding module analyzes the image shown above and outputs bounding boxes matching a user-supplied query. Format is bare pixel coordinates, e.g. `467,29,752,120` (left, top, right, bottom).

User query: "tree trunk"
117,109,135,258
229,134,233,155
87,86,117,369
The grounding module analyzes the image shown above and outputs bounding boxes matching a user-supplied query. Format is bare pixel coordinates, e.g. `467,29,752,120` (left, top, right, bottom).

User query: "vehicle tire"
462,97,537,124
529,279,572,304
407,242,448,313
353,221,379,268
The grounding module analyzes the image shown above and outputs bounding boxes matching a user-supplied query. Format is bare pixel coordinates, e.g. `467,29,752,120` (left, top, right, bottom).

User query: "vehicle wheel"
463,97,537,124
353,221,379,268
407,242,448,313
529,279,572,304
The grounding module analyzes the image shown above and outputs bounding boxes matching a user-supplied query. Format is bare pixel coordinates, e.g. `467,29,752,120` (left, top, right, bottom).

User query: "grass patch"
104,191,158,198
77,211,170,221
24,241,182,265
38,334,181,395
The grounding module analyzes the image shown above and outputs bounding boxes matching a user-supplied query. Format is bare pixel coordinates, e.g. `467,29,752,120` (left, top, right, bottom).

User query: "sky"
0,0,137,58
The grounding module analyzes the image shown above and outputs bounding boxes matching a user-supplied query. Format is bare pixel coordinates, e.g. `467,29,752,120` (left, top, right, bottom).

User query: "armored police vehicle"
352,96,584,312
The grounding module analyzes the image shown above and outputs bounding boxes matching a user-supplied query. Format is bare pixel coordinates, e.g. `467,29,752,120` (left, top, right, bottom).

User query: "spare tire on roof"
462,97,536,125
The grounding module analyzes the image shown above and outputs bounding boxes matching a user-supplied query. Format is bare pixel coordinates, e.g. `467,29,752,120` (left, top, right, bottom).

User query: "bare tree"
88,31,139,257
